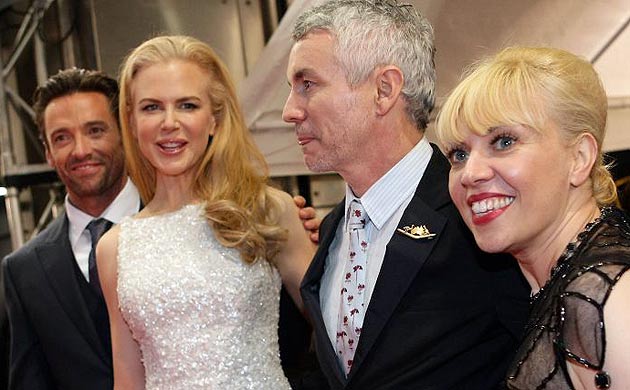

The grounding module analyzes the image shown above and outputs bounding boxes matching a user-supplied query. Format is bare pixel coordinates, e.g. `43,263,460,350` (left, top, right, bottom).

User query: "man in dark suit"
2,68,138,389
283,1,530,389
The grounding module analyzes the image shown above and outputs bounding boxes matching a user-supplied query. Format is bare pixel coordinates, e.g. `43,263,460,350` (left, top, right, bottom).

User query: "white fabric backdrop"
239,0,630,176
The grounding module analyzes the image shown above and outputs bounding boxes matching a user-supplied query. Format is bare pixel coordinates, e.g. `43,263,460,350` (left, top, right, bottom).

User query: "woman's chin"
474,234,510,254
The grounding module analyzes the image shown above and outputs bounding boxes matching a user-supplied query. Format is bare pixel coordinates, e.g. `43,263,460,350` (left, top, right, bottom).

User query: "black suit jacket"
2,212,112,390
300,144,530,389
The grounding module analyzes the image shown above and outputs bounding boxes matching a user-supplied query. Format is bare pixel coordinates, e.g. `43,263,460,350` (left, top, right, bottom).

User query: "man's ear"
374,65,404,116
45,146,54,167
570,132,598,187
42,136,54,167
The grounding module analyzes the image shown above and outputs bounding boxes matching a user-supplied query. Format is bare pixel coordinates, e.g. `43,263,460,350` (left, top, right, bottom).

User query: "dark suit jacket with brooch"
299,144,530,390
2,212,113,390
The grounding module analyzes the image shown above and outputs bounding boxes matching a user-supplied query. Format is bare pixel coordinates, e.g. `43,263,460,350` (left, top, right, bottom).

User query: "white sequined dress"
116,203,290,389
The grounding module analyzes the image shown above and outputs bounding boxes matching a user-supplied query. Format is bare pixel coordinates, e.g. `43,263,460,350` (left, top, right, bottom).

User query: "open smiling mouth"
471,196,515,215
158,141,187,152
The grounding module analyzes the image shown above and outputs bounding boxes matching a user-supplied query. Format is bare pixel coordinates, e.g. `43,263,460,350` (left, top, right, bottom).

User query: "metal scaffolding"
0,0,61,251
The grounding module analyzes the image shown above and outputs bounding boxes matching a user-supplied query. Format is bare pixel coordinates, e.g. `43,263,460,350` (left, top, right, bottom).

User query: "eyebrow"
49,119,110,134
486,126,512,134
288,68,315,83
486,127,499,134
136,96,202,104
84,120,110,127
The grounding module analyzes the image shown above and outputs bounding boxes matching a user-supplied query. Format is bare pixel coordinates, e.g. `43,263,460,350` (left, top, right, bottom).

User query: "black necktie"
86,218,113,297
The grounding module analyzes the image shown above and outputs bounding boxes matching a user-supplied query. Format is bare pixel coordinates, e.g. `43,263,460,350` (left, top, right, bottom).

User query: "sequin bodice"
117,203,290,389
507,207,630,390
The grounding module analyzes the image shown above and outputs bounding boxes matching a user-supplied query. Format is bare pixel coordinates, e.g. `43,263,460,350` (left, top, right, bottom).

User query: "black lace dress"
506,207,630,390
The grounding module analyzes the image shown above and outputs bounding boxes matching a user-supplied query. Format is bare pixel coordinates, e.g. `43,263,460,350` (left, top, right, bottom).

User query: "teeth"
471,197,514,215
159,142,183,149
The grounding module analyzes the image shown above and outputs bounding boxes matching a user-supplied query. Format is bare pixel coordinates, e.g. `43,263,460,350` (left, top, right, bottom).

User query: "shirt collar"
66,177,141,247
345,137,432,230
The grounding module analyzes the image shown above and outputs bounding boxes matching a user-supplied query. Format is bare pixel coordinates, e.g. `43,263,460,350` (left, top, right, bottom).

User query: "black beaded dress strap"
507,207,630,390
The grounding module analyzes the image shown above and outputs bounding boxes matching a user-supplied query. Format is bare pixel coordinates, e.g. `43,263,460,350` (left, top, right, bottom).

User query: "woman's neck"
143,174,199,216
514,201,601,292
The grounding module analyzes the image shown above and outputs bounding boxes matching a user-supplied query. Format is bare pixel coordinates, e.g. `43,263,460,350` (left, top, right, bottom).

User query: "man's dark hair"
33,67,119,145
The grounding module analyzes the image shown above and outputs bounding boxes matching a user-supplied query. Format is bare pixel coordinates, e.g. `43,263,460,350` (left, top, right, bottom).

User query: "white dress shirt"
66,177,141,281
320,137,433,348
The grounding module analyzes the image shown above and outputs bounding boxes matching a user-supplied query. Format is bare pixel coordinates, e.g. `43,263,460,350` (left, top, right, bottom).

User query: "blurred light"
0,187,7,197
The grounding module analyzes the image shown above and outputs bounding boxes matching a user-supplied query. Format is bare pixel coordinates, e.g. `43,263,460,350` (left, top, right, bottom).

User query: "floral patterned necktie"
336,199,369,375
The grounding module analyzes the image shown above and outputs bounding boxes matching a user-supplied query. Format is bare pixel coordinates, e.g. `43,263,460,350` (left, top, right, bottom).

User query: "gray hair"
293,0,436,130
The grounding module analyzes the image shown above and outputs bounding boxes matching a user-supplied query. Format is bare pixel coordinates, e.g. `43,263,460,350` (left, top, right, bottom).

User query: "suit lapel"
35,214,108,362
301,202,347,386
303,144,454,383
348,143,453,378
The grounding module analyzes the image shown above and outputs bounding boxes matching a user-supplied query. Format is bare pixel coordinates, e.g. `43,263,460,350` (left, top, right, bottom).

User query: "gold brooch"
396,224,436,240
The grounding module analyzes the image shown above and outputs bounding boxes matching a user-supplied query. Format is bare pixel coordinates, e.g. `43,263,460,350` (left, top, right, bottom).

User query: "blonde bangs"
436,53,549,148
436,46,616,206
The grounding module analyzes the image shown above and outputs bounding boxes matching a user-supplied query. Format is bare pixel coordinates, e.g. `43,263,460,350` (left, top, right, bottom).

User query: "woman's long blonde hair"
436,46,616,206
119,35,287,263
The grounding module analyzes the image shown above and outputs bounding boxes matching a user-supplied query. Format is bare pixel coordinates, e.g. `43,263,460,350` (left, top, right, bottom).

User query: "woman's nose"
460,152,493,186
161,108,179,131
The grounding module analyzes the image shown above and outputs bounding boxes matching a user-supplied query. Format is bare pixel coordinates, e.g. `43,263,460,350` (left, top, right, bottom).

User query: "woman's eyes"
141,103,159,112
447,148,469,164
492,134,517,150
446,133,518,165
140,102,199,111
180,102,198,110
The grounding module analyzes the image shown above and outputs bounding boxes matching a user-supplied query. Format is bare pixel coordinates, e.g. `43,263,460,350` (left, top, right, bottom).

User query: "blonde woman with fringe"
96,35,315,389
435,46,630,390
